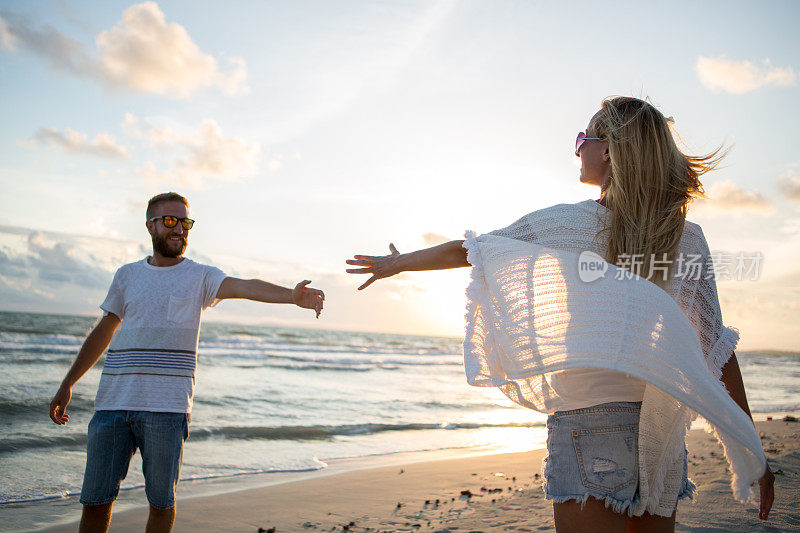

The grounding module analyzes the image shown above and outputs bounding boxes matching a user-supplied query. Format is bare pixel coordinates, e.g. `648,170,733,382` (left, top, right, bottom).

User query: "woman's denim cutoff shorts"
542,401,695,516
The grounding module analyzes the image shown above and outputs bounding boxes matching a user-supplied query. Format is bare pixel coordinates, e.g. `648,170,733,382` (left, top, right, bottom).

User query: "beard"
152,232,187,258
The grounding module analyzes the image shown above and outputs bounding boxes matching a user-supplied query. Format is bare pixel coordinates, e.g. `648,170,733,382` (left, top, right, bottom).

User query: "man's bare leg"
79,503,113,533
146,504,176,533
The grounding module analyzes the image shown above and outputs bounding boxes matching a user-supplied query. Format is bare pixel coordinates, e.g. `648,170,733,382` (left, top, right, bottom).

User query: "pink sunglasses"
575,131,602,156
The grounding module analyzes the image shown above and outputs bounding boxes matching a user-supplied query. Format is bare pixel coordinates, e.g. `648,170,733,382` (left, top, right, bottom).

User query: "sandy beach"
26,419,796,533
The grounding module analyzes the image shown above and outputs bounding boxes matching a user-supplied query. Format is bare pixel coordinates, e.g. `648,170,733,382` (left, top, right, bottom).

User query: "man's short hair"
146,192,190,219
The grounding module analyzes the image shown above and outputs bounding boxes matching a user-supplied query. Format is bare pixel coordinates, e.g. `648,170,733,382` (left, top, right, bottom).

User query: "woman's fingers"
758,467,775,520
358,276,378,291
389,243,399,254
346,259,374,266
346,267,374,274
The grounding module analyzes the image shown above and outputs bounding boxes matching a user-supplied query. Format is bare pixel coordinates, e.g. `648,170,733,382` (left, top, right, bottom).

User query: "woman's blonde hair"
592,96,725,288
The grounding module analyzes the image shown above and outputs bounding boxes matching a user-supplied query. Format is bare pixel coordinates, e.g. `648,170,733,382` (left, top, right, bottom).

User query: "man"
49,192,324,533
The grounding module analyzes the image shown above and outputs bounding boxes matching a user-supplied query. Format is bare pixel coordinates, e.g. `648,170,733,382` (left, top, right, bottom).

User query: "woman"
346,96,774,532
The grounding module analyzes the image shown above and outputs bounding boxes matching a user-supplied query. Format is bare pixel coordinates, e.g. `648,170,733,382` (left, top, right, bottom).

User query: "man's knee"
82,502,113,515
80,503,114,533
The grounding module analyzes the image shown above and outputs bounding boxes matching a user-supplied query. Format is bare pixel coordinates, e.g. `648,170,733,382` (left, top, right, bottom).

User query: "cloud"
0,231,114,291
0,2,247,98
136,161,173,184
95,2,247,97
422,232,449,246
695,180,774,215
0,225,139,314
144,118,260,187
778,170,800,202
121,112,143,139
30,127,129,159
0,15,16,50
0,12,96,75
696,55,796,94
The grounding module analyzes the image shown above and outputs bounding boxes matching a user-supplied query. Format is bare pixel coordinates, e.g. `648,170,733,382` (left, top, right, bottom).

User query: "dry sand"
38,420,799,532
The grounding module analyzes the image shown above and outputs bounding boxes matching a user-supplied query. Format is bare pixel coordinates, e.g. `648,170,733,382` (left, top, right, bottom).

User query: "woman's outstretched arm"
720,352,775,520
346,240,469,290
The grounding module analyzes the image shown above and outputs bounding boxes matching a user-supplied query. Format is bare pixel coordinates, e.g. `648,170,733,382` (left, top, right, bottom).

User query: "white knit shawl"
462,203,766,517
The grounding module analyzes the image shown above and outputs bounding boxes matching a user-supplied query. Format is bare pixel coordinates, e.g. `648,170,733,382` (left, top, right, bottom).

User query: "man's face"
147,201,189,258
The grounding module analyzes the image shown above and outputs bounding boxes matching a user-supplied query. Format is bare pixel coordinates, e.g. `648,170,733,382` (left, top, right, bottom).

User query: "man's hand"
49,384,72,425
47,313,120,426
293,280,325,318
758,464,775,520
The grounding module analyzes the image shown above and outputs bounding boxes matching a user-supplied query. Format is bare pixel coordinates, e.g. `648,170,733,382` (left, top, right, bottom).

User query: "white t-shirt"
95,257,227,414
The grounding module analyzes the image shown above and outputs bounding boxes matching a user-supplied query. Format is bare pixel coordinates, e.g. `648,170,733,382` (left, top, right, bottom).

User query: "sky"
0,0,798,350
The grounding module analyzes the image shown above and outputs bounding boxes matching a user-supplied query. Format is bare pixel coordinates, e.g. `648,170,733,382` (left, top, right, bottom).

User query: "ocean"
0,310,798,519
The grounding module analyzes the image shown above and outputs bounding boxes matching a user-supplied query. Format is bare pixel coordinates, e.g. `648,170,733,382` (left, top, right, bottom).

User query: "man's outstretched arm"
216,278,325,318
49,313,121,425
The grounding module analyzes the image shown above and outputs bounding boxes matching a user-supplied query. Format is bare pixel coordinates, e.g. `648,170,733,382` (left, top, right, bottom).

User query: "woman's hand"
346,243,402,290
292,280,325,318
758,464,775,520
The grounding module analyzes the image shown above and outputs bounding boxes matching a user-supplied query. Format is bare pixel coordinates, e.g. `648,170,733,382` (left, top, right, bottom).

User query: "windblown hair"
146,192,190,219
593,96,725,288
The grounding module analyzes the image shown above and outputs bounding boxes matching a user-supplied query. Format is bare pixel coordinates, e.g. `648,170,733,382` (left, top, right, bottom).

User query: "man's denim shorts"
80,410,189,509
542,401,695,516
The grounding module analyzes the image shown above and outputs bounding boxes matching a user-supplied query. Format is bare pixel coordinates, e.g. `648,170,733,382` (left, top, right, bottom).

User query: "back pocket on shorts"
572,425,638,494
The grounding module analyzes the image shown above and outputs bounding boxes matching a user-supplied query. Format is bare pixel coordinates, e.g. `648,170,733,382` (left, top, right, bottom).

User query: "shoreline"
5,443,529,532
6,418,796,532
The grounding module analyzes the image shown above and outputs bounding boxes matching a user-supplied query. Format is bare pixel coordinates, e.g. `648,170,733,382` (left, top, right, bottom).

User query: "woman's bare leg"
554,499,676,533
626,510,676,533
553,498,627,533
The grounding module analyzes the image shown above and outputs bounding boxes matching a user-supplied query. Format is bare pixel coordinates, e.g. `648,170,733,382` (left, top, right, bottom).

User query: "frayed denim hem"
544,489,639,517
147,499,176,510
678,477,696,501
79,497,116,506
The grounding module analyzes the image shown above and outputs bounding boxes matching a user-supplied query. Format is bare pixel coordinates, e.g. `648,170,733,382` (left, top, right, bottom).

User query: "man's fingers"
346,268,373,274
389,243,399,254
49,400,60,424
358,276,378,291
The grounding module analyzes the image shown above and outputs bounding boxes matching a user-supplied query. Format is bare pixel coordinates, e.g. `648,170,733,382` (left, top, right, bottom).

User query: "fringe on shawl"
710,421,761,503
706,326,740,379
462,231,485,381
